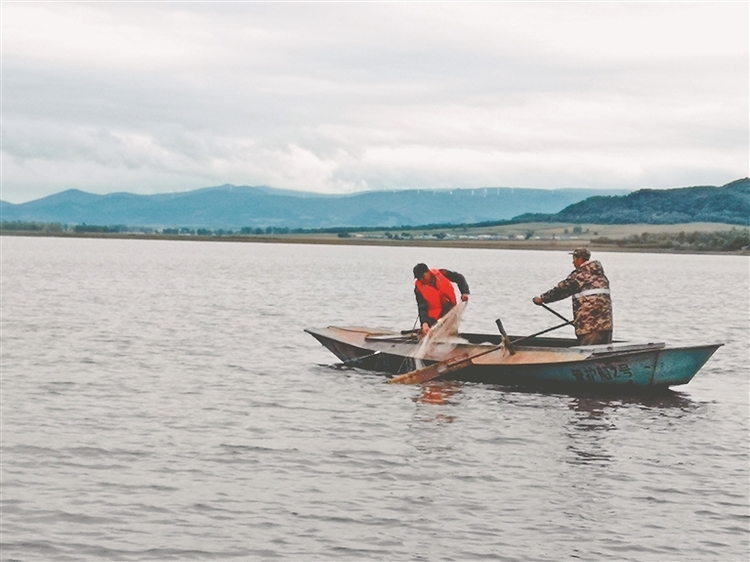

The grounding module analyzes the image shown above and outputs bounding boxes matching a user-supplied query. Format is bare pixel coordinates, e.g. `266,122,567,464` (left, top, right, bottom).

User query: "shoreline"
2,230,748,256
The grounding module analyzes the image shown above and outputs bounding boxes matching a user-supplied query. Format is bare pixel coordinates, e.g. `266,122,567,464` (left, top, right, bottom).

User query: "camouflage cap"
570,247,591,261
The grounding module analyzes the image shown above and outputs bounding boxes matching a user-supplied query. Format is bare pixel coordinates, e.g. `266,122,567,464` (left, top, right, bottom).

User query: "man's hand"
532,296,543,305
461,293,469,302
421,322,430,336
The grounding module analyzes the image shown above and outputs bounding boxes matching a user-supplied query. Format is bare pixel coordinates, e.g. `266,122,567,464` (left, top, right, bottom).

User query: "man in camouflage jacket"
532,247,613,345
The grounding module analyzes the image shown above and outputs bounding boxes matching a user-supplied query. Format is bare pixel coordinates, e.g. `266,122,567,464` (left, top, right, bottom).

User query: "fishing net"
411,301,468,368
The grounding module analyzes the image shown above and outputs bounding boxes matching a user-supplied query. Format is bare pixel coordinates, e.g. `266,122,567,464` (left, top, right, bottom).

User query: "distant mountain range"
513,178,749,226
0,185,630,229
2,179,747,229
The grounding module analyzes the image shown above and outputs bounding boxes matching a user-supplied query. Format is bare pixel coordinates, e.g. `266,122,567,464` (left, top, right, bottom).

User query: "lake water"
2,236,749,561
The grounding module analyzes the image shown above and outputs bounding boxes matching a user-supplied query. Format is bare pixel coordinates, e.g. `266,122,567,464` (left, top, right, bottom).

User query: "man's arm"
440,269,470,297
536,271,580,304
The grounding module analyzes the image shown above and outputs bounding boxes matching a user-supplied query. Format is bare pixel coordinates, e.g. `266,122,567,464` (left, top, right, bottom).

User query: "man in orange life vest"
413,263,470,336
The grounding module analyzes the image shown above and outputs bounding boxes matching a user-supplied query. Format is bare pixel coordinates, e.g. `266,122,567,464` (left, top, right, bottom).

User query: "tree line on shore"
2,220,748,252
591,229,749,252
0,221,333,236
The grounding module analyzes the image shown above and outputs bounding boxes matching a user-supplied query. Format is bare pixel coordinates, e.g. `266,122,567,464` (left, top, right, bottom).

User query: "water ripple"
2,238,748,561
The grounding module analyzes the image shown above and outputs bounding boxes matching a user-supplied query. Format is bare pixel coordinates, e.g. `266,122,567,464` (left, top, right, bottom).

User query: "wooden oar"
386,346,501,385
387,318,574,385
541,303,572,324
508,319,573,346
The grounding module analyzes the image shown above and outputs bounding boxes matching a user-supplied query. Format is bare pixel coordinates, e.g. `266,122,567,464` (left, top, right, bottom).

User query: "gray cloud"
2,2,747,202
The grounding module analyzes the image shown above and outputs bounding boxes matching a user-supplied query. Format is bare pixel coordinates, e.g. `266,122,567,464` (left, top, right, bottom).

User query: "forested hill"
512,178,750,226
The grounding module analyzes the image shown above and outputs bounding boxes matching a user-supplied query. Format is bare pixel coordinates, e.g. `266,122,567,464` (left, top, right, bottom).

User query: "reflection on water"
410,382,463,424
415,381,461,406
567,388,698,412
565,396,617,465
563,390,699,465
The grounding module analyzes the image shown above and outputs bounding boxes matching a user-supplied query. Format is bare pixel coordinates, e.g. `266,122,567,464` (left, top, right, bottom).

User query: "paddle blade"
387,362,451,385
387,352,471,385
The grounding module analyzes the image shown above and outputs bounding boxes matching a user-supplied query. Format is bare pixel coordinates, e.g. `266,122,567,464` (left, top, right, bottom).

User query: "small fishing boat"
305,325,722,390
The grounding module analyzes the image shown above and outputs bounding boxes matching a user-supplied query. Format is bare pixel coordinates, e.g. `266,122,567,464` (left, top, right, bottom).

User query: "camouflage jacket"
539,260,613,336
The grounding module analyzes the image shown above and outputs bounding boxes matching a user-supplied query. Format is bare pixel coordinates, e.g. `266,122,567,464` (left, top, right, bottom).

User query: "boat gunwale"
304,325,721,357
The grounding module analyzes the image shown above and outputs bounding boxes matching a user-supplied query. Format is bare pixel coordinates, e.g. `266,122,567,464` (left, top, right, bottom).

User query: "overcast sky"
2,1,748,203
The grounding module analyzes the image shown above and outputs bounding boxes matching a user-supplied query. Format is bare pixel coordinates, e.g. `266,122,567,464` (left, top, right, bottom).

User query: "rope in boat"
396,315,421,373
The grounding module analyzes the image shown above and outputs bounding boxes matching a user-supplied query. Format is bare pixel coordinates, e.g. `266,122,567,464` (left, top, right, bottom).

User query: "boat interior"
459,332,581,347
365,331,623,349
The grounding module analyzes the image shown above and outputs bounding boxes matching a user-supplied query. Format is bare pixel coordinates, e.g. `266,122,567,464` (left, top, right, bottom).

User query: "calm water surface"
2,236,749,561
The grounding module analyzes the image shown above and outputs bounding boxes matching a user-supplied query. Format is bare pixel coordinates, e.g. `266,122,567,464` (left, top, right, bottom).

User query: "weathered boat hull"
305,326,722,390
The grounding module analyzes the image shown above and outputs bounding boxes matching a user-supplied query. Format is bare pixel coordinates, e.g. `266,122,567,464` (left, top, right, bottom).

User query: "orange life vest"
415,269,457,321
